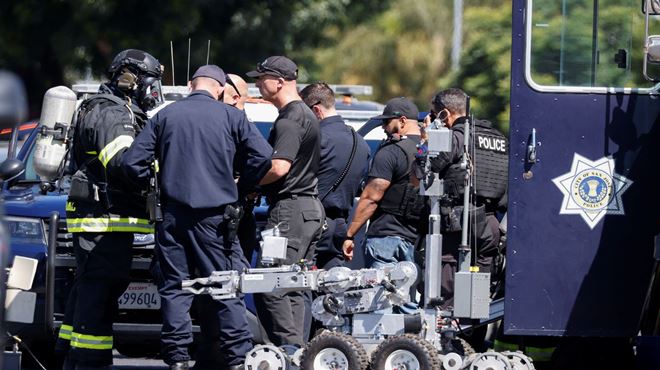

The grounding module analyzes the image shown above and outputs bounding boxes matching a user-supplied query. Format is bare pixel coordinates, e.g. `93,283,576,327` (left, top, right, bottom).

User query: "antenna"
206,40,211,65
187,38,191,82
170,41,175,86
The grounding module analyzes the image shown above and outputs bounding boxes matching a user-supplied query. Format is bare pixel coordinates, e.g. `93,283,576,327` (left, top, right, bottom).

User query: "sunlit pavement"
113,349,170,369
23,350,192,370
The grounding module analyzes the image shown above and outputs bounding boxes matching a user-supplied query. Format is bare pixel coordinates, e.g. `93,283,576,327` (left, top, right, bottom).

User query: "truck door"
506,0,660,336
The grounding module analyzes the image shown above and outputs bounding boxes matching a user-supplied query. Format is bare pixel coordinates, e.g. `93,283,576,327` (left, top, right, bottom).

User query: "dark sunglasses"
307,100,321,109
225,76,241,98
256,63,285,79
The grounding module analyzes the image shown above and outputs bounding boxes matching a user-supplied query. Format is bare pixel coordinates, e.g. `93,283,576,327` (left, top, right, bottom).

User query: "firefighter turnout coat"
66,84,152,232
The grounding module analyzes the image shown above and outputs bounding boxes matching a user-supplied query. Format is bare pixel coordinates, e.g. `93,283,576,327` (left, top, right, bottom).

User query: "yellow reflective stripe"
70,332,113,350
85,151,97,155
58,324,73,340
66,217,153,233
153,159,159,173
98,135,133,167
66,201,76,211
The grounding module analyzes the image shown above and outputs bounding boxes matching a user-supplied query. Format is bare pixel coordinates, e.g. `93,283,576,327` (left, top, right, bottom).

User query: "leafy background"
0,0,655,133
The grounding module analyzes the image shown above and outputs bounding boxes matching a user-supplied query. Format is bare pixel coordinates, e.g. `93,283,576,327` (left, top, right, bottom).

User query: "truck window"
21,136,40,182
528,0,656,90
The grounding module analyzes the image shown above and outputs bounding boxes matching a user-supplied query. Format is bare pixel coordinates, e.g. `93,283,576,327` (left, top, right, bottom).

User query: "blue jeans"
364,235,415,268
364,236,418,313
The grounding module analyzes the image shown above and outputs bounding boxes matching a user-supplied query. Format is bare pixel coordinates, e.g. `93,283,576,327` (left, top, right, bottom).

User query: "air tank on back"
32,86,77,181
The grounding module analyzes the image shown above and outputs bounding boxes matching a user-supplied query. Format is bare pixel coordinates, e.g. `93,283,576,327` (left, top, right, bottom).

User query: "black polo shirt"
264,100,321,197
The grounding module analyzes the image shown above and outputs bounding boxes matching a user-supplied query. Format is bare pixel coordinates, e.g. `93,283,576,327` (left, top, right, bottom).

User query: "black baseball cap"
246,56,298,80
372,97,419,121
192,65,226,86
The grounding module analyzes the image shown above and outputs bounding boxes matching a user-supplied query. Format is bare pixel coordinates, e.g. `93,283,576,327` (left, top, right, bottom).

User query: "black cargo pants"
55,232,133,367
255,195,324,347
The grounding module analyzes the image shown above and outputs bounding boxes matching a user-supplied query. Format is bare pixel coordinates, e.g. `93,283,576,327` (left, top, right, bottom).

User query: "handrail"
45,211,58,333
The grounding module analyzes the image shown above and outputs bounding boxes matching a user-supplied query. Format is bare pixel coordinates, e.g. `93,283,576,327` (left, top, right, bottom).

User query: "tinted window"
529,0,656,88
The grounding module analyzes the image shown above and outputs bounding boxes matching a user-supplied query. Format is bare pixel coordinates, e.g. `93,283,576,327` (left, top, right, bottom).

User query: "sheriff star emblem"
552,154,632,229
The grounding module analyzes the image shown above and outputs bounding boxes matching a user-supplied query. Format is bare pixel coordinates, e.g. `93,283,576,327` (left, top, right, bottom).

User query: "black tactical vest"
378,137,426,220
444,119,508,202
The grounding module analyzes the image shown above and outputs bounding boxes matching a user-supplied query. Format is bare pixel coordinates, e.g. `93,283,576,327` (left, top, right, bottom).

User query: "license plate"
118,282,160,310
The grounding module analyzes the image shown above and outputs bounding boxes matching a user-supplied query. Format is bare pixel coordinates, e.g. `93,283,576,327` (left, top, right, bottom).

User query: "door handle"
527,128,538,164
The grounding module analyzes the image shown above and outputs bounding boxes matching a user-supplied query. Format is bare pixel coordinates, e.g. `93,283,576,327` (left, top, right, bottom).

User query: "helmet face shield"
138,77,164,111
108,49,164,111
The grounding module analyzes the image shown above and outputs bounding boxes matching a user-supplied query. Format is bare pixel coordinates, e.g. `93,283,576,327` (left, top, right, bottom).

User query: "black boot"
227,365,244,370
169,362,190,370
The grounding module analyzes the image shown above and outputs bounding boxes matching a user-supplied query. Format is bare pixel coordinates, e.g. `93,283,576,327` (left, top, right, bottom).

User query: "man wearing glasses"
223,73,248,110
246,56,324,348
341,97,424,275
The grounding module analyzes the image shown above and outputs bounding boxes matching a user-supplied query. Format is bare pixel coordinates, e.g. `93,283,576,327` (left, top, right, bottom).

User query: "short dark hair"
432,88,467,115
299,82,335,109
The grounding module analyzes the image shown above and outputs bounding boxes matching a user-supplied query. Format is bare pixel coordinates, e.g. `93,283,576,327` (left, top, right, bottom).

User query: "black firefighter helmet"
108,49,163,111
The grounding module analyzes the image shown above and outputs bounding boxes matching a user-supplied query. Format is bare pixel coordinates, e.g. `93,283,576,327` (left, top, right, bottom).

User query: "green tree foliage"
312,0,513,132
1,0,655,127
0,0,388,116
440,2,512,132
311,0,655,133
313,0,452,111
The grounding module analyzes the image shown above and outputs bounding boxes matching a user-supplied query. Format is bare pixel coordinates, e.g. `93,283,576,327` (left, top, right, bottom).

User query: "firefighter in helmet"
55,49,163,370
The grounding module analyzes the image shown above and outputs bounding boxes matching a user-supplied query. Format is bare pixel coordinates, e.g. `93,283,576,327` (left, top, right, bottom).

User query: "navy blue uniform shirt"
122,90,272,208
317,115,370,213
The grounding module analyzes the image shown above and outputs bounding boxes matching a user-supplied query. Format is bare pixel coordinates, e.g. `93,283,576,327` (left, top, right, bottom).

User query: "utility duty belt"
268,193,318,205
439,197,486,234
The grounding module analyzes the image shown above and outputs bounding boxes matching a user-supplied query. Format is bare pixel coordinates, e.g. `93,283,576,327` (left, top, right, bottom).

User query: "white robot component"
244,344,289,370
182,261,417,308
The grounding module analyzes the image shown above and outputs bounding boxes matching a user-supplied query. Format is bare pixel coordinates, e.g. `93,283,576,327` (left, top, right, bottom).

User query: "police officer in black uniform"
55,49,163,370
428,88,508,308
247,56,325,348
299,82,370,269
342,97,426,270
122,65,272,370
